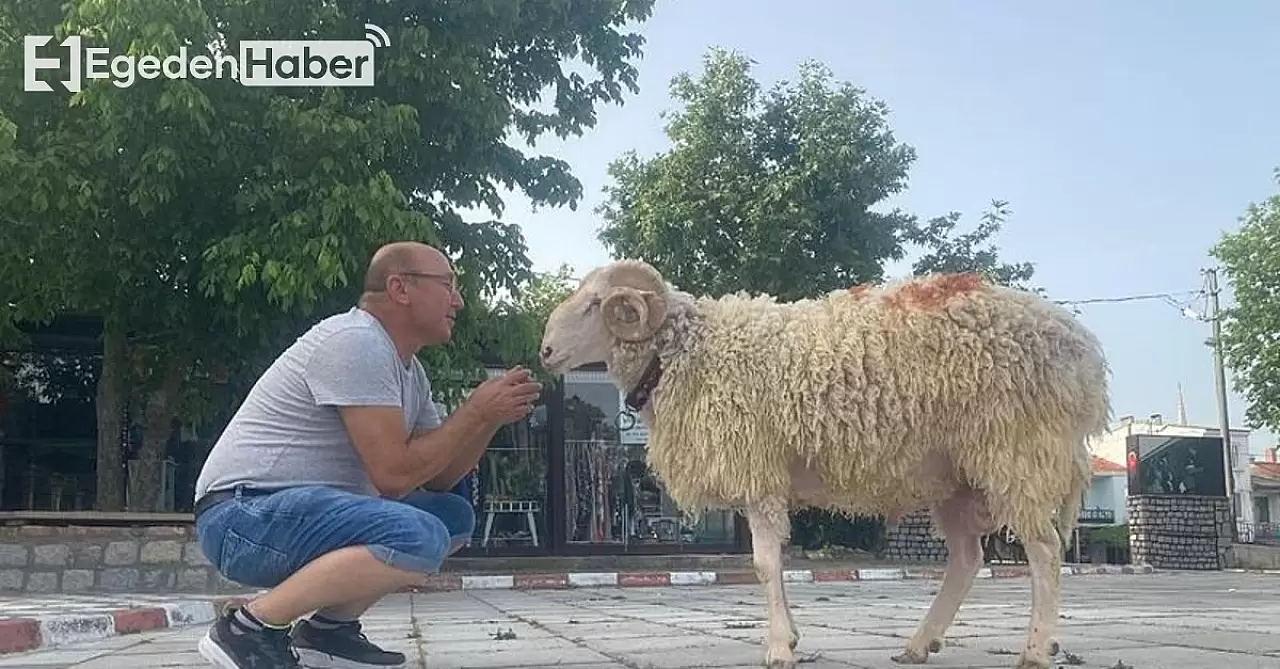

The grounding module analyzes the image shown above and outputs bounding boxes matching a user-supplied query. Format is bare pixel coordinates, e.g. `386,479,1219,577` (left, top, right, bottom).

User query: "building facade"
1247,448,1280,543
1087,412,1257,542
1084,455,1128,525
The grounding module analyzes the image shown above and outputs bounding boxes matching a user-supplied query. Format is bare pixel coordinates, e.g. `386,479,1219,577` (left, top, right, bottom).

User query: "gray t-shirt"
193,307,441,501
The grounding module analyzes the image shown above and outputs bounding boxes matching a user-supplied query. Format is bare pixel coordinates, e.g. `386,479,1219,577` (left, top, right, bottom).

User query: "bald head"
356,241,462,352
362,241,449,293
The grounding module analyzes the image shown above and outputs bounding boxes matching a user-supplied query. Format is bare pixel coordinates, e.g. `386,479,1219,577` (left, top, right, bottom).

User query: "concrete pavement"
0,563,1145,655
3,570,1280,668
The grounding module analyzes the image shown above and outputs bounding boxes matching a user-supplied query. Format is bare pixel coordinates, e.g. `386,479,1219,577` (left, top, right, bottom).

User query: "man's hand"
465,366,543,424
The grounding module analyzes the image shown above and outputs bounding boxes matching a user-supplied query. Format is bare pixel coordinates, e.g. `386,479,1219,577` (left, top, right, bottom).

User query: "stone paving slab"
0,570,1277,668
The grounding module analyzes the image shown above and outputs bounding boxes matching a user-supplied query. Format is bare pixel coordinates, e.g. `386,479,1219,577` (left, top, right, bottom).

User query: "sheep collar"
624,354,663,412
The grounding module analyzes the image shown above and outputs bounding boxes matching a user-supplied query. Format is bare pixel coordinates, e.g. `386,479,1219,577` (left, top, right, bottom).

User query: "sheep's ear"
642,290,667,332
602,287,666,341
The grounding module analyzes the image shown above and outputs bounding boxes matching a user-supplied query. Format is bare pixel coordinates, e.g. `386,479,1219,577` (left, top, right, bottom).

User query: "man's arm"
410,379,502,491
303,326,496,497
338,403,494,497
412,421,500,492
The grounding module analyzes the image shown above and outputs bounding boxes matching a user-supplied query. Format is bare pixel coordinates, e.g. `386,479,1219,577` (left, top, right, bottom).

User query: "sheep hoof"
927,638,944,653
788,628,800,649
1013,654,1051,669
1049,640,1060,656
890,648,929,664
764,649,796,669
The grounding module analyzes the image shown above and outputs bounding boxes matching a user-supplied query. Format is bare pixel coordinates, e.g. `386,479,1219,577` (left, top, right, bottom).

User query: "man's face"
394,250,464,345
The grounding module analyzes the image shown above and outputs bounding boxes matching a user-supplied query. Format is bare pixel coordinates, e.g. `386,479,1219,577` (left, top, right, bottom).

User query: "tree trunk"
126,356,186,511
0,375,8,506
94,322,126,511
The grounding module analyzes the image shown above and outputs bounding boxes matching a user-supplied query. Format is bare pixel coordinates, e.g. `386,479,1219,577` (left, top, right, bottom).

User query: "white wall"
1084,475,1128,524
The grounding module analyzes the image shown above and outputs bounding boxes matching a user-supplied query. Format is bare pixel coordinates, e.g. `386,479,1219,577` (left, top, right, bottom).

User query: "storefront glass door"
561,371,738,552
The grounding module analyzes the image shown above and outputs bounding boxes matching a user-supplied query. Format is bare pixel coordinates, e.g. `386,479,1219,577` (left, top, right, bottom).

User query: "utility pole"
1204,267,1240,541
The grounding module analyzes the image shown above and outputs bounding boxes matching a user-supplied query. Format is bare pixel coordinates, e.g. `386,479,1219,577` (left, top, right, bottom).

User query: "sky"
471,0,1280,454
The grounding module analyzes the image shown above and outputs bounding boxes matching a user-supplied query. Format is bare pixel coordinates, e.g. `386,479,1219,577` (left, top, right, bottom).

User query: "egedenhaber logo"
23,23,391,92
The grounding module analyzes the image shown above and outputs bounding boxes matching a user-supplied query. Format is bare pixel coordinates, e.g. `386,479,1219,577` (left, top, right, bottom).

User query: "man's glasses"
398,271,457,292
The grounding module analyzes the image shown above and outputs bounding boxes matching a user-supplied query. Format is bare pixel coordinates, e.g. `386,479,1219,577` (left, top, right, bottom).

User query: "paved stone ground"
3,571,1280,668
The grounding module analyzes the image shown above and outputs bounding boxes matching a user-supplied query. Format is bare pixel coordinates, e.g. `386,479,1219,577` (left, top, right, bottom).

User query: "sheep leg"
1014,528,1062,669
892,494,986,664
748,501,797,669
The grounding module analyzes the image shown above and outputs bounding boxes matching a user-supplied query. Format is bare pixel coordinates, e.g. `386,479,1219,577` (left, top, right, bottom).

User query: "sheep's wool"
617,273,1108,543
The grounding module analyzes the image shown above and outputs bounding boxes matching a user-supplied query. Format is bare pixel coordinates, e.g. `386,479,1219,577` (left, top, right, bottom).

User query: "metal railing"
1243,522,1280,545
1078,507,1116,524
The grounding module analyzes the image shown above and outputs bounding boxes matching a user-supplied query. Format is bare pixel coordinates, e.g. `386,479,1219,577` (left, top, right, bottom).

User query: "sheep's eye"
586,296,601,312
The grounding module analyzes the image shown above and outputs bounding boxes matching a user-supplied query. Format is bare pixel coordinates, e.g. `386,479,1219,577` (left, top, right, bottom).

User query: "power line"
1053,290,1203,307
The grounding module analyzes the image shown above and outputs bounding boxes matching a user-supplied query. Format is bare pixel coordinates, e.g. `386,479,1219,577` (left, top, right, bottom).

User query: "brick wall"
0,524,252,594
1127,494,1231,570
883,510,948,562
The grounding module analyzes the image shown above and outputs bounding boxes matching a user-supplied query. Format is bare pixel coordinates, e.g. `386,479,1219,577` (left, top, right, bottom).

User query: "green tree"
0,0,654,509
1211,169,1280,433
597,48,914,301
596,47,1036,302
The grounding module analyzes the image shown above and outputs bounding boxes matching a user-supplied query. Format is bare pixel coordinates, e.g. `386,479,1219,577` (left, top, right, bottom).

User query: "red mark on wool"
886,273,985,311
848,284,873,299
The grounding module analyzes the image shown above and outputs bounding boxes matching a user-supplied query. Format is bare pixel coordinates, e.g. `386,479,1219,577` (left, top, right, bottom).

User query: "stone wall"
0,523,252,594
1127,494,1231,570
883,510,948,562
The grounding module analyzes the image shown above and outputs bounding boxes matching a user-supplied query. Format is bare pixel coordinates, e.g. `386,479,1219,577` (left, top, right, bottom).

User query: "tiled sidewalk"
0,563,1149,656
2,570,1278,668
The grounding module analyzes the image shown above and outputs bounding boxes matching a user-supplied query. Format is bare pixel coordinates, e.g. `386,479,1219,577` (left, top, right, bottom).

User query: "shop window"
562,371,736,548
466,389,550,551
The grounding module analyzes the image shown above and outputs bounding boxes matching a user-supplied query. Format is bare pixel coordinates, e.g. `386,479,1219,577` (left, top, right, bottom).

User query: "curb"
410,563,1155,592
0,564,1153,656
0,596,249,656
1225,568,1280,575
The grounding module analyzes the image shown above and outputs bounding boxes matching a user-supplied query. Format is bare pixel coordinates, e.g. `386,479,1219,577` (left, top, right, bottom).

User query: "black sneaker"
290,617,407,668
197,607,301,668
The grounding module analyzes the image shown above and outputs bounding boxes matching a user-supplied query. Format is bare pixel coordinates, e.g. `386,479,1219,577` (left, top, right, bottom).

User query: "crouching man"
192,242,541,669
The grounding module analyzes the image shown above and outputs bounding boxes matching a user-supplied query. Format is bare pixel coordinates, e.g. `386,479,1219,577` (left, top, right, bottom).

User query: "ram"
539,260,1108,669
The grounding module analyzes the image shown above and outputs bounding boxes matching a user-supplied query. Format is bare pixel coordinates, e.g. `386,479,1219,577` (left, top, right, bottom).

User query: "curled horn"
601,261,668,341
607,261,665,294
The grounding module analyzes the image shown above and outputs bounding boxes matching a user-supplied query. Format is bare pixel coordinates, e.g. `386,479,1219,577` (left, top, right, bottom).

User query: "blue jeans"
195,485,476,589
